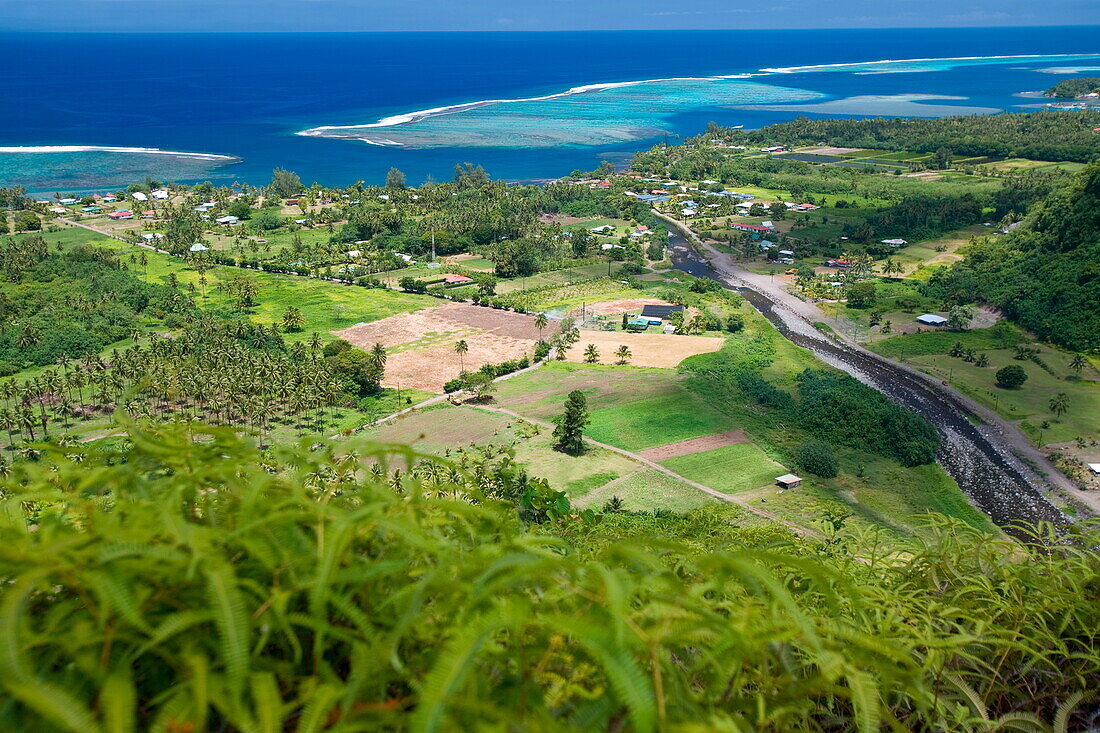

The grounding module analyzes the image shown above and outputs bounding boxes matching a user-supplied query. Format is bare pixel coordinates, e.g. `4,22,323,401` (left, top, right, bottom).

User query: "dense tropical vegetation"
927,159,1100,352
737,111,1100,162
1044,77,1100,98
0,424,1097,731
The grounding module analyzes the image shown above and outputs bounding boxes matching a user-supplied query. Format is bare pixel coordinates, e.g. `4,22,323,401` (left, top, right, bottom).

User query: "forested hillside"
0,237,188,372
927,159,1100,351
1045,77,1100,98
738,111,1100,162
0,424,1097,731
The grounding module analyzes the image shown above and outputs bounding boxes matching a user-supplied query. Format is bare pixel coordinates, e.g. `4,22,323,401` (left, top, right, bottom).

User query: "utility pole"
431,230,436,263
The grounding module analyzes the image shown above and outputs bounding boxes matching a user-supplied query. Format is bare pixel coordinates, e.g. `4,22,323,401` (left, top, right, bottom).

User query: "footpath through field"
476,405,822,538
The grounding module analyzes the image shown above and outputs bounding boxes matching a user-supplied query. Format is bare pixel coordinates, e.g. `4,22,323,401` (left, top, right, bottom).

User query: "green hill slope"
927,160,1100,352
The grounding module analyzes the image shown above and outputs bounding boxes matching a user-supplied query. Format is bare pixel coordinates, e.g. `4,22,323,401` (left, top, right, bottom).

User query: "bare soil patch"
639,430,747,461
538,213,593,225
565,331,724,368
334,303,541,392
576,298,671,317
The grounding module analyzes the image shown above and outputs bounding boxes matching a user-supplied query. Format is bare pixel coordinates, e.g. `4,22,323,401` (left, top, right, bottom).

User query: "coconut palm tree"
454,339,469,372
534,312,548,342
1068,354,1087,376
614,345,632,366
583,344,600,364
1049,392,1069,418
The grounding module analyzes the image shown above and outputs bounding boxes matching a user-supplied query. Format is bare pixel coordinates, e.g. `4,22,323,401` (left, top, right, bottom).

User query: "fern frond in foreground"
0,423,1097,732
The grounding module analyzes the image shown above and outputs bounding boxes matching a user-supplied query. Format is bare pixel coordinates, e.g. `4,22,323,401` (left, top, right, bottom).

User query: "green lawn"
869,323,1026,359
903,346,1100,445
578,469,716,513
586,392,735,452
873,324,1099,445
512,430,641,498
659,444,783,495
823,451,996,533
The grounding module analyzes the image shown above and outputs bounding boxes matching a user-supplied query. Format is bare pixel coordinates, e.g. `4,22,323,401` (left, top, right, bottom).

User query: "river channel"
663,223,1068,537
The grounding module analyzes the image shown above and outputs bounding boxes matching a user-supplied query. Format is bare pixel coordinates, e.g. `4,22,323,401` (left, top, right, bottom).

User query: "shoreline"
296,52,1100,141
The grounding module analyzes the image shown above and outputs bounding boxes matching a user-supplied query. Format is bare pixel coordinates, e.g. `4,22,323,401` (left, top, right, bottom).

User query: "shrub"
797,439,839,478
399,276,427,293
795,369,940,466
996,364,1028,389
0,423,1097,731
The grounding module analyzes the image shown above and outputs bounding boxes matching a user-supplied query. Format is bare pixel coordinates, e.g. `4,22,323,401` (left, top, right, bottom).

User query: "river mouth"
663,224,1067,539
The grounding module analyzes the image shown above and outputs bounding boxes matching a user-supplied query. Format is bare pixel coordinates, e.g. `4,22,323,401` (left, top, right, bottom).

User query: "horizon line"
3,24,1100,34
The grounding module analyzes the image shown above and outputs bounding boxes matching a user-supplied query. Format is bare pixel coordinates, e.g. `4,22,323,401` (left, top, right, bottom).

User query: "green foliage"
250,210,283,231
1044,77,1100,98
553,389,589,455
926,160,1100,351
797,439,839,478
0,239,188,368
795,369,941,466
740,110,1100,162
846,281,877,308
996,364,1029,389
0,424,1097,731
269,167,302,198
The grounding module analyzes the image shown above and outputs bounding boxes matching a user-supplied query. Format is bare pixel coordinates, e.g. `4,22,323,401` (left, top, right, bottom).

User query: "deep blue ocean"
2,27,1098,191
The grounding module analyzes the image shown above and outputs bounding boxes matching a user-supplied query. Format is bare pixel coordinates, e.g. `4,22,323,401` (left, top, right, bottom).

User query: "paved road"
655,213,1080,537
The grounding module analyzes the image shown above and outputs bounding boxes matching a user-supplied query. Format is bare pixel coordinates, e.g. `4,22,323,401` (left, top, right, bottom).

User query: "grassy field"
578,469,716,513
495,265,633,298
871,324,1099,445
47,225,434,341
660,443,784,494
511,429,641,498
869,323,1026,358
358,403,518,455
586,392,736,452
909,348,1099,445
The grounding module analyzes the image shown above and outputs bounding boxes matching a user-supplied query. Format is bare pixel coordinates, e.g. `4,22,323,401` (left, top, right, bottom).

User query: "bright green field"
586,392,735,452
659,443,783,495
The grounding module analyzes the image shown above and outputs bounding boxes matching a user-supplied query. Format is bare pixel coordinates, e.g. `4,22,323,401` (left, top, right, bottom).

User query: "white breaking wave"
297,74,756,136
0,145,239,161
296,52,1100,140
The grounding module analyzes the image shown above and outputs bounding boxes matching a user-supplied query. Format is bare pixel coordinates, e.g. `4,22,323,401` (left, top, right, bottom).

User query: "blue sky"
3,0,1098,31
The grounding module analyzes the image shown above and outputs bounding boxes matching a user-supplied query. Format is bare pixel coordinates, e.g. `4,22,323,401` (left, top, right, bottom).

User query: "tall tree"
270,168,303,198
534,312,548,342
385,168,407,190
454,339,468,372
553,389,589,456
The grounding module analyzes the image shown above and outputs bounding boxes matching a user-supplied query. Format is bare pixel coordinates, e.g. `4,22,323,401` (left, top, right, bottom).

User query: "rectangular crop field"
659,443,784,495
